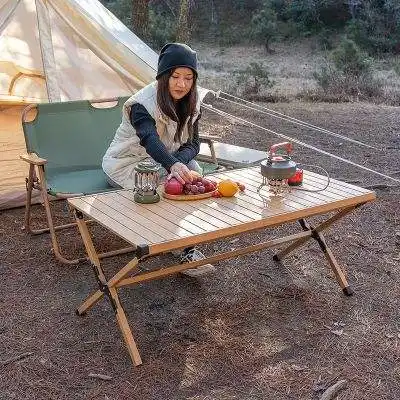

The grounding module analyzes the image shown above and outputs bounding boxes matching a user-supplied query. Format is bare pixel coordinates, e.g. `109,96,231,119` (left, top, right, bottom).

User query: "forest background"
100,0,400,105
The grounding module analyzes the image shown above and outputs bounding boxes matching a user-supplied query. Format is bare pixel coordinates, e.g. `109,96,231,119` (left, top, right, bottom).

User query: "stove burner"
258,176,291,196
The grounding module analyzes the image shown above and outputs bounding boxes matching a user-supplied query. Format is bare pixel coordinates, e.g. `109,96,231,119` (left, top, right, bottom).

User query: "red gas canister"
288,168,303,186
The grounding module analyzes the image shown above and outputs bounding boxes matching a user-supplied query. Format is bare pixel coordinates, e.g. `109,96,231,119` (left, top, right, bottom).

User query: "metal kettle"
260,142,297,180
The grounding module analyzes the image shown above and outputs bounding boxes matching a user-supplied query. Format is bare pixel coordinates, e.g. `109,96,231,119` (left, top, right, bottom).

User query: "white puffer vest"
102,82,201,189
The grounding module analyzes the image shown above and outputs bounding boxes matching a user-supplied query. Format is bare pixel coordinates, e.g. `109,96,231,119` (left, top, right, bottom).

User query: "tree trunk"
131,0,149,40
176,0,190,43
347,0,362,20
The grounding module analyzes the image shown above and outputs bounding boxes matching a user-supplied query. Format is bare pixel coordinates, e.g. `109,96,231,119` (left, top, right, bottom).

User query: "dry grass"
196,39,400,104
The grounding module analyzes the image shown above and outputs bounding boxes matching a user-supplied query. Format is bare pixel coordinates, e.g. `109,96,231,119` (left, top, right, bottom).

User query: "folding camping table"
67,166,376,366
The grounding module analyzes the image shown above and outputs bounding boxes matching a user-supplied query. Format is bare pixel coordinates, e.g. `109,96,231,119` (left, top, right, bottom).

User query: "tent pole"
35,0,61,102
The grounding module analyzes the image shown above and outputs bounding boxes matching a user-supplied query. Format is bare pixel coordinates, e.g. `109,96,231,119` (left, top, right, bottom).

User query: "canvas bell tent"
0,0,159,209
0,0,158,104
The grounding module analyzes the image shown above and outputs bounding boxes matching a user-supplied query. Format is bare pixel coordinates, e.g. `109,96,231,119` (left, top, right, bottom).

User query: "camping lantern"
133,160,161,204
259,142,297,196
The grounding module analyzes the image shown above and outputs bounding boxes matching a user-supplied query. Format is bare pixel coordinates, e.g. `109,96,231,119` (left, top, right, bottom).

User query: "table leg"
272,206,359,296
108,286,142,366
273,206,357,261
299,219,352,296
73,210,143,366
76,258,139,315
76,290,104,316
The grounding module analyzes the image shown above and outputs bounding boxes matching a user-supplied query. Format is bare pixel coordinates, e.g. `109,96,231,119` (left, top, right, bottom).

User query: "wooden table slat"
219,170,331,209
244,166,369,196
69,197,150,245
68,167,376,255
119,191,211,234
161,197,242,227
98,192,185,240
230,167,365,202
79,196,165,243
215,170,333,214
121,190,224,232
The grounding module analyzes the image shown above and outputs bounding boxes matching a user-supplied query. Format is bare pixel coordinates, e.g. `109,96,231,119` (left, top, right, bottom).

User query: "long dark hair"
157,69,198,143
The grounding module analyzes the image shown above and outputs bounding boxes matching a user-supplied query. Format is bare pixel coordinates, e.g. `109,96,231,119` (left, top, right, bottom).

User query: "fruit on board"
212,191,222,198
201,178,217,192
182,177,218,195
217,179,239,197
235,181,246,191
164,177,183,195
165,172,218,196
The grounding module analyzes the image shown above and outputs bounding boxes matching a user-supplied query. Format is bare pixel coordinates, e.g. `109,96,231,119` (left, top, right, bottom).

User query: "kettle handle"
269,142,293,157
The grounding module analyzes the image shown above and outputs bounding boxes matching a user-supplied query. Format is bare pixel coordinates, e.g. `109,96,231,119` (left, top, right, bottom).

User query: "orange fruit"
217,179,239,197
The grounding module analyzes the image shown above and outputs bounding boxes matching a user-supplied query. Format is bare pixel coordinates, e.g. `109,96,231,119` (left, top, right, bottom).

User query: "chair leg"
33,166,81,265
24,165,75,235
24,165,89,264
24,165,136,265
24,165,77,263
24,164,36,235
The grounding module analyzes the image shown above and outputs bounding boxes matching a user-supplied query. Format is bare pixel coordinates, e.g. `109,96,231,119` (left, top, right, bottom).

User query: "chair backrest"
22,97,129,174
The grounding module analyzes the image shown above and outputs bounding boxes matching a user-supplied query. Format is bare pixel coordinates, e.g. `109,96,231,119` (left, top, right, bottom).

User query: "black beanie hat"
156,43,198,79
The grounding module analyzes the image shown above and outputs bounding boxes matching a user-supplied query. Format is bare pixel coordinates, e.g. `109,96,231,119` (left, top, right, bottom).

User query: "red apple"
164,178,183,195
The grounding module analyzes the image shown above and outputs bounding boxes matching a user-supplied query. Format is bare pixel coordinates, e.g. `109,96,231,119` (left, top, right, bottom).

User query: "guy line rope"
217,91,378,150
202,100,400,184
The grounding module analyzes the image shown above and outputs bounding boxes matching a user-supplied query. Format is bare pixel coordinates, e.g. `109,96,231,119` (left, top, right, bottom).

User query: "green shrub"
287,0,348,33
331,38,372,77
317,27,335,51
217,26,248,46
250,2,278,52
346,1,400,55
312,38,384,102
313,59,383,102
232,62,275,97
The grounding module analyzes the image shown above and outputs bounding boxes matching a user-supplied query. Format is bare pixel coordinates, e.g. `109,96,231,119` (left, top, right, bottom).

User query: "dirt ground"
1,98,399,400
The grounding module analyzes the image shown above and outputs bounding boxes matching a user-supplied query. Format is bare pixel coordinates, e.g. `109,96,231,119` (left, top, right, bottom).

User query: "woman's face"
168,67,194,101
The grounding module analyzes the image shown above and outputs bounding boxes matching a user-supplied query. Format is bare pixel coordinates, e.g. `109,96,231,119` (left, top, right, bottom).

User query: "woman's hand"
167,162,193,184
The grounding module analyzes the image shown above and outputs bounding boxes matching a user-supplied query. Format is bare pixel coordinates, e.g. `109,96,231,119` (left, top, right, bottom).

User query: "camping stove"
258,142,297,196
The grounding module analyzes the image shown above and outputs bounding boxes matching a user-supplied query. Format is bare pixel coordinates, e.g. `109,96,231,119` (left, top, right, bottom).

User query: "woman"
102,43,214,276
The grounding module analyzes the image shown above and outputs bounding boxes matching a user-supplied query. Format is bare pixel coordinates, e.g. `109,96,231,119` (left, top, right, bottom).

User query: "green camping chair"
19,97,223,264
20,97,134,264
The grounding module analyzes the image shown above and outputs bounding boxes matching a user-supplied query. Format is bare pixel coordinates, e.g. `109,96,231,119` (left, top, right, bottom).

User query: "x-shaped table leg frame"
72,204,361,366
273,205,360,296
73,210,143,366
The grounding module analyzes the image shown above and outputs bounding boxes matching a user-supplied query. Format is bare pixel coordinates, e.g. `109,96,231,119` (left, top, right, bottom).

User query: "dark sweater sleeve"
172,114,201,164
130,103,179,171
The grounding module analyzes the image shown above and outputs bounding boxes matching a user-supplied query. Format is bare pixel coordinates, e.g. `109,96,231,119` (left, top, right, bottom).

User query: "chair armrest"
20,153,47,165
199,134,220,143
